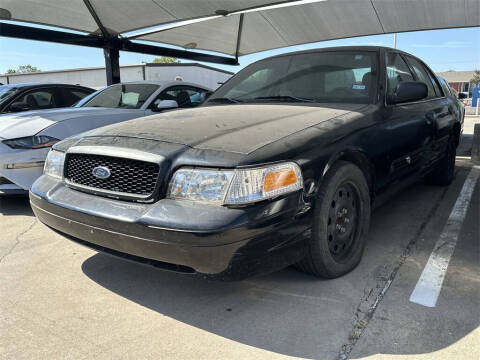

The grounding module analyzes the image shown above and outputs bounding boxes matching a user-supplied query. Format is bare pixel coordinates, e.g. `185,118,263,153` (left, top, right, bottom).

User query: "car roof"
111,80,213,91
264,45,417,60
0,82,94,90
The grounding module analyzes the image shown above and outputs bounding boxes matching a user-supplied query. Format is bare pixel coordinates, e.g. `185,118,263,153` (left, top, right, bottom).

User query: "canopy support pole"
235,14,245,60
104,44,121,85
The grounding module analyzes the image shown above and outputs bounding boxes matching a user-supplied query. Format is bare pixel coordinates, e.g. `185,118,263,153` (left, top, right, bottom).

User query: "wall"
0,64,233,90
145,64,232,90
0,65,144,89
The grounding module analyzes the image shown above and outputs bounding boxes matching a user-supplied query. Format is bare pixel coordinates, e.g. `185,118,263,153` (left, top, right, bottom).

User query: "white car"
0,81,212,194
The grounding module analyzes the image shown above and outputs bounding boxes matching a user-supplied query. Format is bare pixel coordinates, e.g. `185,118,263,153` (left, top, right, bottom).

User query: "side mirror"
156,100,178,112
392,82,428,104
9,102,32,112
457,92,467,99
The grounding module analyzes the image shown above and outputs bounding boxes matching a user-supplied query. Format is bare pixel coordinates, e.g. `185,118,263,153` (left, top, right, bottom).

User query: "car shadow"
0,195,33,216
82,254,333,358
80,171,477,359
74,159,480,359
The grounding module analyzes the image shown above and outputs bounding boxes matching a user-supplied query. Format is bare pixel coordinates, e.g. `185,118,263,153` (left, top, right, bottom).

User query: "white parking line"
410,166,480,307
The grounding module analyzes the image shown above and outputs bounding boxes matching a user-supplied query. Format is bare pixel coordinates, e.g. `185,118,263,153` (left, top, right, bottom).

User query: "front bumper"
30,175,311,280
0,142,49,190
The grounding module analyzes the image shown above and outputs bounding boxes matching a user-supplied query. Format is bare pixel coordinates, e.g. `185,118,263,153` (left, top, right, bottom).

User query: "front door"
383,52,433,181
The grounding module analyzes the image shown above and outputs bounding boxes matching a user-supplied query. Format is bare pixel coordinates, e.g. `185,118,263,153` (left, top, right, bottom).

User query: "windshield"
207,51,377,105
0,85,19,107
82,83,159,109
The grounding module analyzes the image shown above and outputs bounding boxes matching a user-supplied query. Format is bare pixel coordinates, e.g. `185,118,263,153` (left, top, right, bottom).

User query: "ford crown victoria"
29,47,464,280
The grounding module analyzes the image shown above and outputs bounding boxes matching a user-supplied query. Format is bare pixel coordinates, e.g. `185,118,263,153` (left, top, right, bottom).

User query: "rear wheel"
297,161,371,278
425,136,456,186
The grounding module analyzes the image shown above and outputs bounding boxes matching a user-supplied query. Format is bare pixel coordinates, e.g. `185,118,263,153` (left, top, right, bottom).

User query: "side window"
59,88,92,107
151,86,209,110
386,52,415,103
14,88,57,110
439,78,452,97
405,57,439,98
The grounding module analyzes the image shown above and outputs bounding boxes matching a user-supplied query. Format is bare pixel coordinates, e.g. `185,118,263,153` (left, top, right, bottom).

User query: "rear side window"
405,57,441,98
59,88,92,107
386,52,415,103
439,78,452,97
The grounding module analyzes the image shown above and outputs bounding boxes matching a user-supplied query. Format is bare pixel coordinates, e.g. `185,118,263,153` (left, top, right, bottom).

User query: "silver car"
0,81,212,194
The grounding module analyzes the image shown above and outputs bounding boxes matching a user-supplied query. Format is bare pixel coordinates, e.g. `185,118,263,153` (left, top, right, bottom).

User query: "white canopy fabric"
1,0,479,57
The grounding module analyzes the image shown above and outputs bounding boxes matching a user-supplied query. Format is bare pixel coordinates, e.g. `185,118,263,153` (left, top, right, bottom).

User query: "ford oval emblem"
92,166,111,179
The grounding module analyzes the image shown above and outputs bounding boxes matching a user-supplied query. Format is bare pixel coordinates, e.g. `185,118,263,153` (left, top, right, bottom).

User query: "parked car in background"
0,81,212,194
30,47,464,280
0,83,94,113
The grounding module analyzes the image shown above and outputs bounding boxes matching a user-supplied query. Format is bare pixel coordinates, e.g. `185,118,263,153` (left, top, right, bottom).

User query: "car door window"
84,84,159,109
386,52,415,104
59,88,93,107
14,88,57,110
405,57,440,99
439,78,452,97
151,86,208,110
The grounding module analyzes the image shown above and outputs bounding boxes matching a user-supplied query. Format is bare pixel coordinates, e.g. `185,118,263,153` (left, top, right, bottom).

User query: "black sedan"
30,46,464,280
0,83,94,113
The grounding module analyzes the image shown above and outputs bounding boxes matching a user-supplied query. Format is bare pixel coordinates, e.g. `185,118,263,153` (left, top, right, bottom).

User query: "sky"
0,24,479,75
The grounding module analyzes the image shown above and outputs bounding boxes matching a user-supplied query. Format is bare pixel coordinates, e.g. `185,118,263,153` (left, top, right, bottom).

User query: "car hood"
0,107,142,140
84,104,366,155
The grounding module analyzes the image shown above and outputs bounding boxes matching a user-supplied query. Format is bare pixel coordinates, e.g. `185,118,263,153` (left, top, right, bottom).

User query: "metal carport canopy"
1,0,479,83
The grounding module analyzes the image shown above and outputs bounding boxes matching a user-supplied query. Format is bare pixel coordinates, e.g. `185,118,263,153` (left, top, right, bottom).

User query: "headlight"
3,136,60,149
167,168,234,203
43,150,65,179
167,162,302,205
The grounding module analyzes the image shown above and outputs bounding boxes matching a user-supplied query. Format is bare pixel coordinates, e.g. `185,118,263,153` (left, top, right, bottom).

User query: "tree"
6,65,40,74
152,57,180,64
470,69,480,87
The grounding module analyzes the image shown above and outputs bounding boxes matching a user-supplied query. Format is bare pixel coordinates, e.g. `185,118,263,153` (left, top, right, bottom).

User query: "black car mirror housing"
392,82,428,104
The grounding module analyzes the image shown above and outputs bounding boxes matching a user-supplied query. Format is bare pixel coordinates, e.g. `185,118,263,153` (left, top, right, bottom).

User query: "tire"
425,136,456,186
297,161,371,278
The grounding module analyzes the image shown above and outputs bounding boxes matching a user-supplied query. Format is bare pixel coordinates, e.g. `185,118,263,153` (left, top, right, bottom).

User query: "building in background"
0,63,234,90
437,70,475,97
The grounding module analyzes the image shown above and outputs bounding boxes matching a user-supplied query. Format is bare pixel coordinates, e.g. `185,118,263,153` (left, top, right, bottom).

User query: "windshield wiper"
207,97,243,104
248,95,315,103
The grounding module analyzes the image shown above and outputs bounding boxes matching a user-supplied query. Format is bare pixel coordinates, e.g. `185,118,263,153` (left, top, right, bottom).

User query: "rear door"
383,51,433,181
403,55,455,162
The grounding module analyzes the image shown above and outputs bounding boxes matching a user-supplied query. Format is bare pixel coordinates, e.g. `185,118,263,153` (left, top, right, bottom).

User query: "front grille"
65,153,160,197
0,177,13,185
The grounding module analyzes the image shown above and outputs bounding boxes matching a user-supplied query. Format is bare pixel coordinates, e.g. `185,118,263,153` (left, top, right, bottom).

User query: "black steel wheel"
297,161,371,278
327,182,361,262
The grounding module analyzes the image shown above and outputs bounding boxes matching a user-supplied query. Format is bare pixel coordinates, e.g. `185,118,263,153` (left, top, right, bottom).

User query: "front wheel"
297,161,371,278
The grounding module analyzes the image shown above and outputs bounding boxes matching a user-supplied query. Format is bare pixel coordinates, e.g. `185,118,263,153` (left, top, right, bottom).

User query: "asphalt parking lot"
1,117,479,360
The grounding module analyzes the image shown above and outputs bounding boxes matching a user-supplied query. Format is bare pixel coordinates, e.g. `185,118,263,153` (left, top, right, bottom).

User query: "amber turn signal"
264,169,298,192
